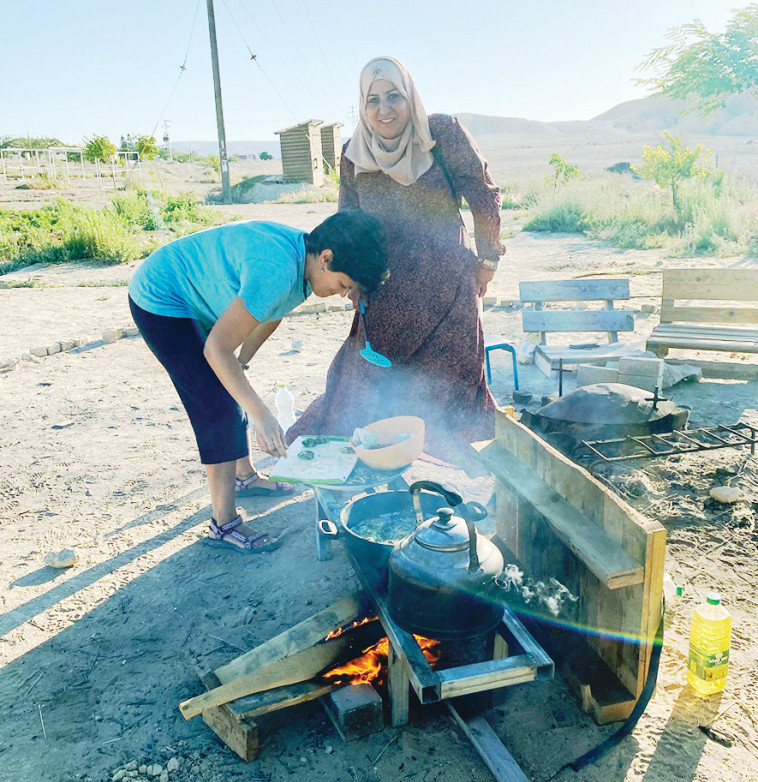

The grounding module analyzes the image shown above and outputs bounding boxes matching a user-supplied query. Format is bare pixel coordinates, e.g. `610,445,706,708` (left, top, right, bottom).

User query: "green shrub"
522,168,758,256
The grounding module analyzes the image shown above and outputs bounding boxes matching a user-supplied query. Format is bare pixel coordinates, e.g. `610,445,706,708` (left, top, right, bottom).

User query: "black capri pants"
129,296,249,465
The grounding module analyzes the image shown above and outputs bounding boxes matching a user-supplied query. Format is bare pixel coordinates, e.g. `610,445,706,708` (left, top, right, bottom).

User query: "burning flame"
324,615,375,641
322,634,440,687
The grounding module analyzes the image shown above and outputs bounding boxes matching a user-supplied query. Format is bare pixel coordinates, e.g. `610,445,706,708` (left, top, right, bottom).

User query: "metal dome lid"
535,383,681,425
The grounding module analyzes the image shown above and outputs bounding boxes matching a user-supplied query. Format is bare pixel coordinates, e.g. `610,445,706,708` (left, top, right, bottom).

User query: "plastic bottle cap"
706,592,721,606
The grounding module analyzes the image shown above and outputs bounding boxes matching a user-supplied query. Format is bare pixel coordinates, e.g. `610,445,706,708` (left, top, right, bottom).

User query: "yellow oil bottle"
687,592,732,696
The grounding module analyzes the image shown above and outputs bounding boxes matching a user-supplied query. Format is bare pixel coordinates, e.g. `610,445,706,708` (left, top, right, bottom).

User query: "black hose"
564,599,666,773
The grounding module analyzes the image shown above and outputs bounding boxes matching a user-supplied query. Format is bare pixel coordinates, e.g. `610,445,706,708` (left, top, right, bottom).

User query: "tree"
632,132,716,221
548,153,580,187
135,135,159,161
83,135,117,164
637,4,758,115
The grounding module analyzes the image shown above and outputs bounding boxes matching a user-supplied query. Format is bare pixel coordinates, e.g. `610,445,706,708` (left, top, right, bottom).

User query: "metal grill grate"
578,422,758,463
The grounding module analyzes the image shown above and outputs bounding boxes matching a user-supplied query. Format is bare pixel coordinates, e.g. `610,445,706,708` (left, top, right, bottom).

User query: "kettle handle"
408,481,464,527
460,502,487,573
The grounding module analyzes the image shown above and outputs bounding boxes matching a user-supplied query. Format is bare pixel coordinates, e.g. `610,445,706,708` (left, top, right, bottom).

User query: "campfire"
321,618,440,687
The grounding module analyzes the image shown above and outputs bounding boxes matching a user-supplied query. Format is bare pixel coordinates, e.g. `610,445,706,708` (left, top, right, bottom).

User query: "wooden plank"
388,643,410,727
198,670,258,761
659,306,758,325
534,341,646,370
438,655,538,699
182,626,380,719
214,592,367,684
520,279,630,303
228,681,338,721
662,268,758,301
477,442,644,589
447,703,530,782
522,309,634,334
646,336,758,353
651,324,758,338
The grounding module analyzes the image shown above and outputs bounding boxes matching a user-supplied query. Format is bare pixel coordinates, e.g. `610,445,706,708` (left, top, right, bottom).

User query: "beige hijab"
345,57,435,187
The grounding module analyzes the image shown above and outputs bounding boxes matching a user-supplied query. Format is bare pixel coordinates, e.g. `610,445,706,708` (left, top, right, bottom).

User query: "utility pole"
206,0,231,204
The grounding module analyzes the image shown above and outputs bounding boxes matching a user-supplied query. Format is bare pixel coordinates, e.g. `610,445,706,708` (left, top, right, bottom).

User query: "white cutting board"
269,436,358,485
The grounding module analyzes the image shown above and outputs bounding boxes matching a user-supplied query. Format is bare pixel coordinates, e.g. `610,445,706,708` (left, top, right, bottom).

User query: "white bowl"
352,416,425,470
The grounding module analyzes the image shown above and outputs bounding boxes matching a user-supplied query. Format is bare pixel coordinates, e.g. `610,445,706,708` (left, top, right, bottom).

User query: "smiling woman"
127,211,387,553
287,56,506,468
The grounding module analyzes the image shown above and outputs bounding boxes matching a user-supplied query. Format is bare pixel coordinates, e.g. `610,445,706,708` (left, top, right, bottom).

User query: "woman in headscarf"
287,56,505,465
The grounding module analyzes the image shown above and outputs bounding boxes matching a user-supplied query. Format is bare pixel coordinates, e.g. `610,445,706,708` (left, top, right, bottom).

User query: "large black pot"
318,490,452,574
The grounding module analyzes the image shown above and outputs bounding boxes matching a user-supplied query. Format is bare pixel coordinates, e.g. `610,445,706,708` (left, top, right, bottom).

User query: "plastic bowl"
352,416,425,470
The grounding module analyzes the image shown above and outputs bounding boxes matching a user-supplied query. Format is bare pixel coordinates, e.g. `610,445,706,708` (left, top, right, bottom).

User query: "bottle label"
688,647,729,680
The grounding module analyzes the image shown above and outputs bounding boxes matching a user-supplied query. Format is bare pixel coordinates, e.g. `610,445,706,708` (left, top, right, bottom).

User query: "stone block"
59,339,77,351
576,364,618,387
47,342,61,355
30,346,49,357
322,683,383,741
617,372,660,392
125,325,140,337
102,328,120,343
482,296,497,308
617,356,664,378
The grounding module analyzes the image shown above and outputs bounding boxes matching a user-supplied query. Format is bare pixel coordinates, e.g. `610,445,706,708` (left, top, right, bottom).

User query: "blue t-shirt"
129,221,311,332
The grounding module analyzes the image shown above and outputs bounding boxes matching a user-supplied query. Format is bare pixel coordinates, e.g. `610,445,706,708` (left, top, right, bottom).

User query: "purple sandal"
203,515,282,554
235,473,293,498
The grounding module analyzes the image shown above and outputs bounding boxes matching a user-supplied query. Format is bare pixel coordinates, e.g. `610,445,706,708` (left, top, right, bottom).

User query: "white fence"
0,147,147,190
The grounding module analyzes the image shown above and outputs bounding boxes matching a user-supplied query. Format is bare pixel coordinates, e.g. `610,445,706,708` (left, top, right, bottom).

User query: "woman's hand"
252,406,288,458
475,264,496,297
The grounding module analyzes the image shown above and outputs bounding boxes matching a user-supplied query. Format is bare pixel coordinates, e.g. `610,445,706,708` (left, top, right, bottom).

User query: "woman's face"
365,79,410,140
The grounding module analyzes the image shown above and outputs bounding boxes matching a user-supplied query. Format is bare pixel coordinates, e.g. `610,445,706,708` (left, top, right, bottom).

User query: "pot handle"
408,480,463,528
318,519,339,537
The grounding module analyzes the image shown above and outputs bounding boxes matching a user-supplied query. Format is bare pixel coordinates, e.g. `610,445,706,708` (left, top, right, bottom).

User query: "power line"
219,0,299,121
299,0,348,106
149,0,202,140
263,0,341,109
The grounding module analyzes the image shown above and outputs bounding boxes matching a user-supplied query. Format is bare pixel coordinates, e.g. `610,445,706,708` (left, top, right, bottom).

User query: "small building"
320,123,343,173
275,120,324,186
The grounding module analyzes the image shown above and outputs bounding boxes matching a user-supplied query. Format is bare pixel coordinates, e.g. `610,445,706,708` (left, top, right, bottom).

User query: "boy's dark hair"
305,210,389,293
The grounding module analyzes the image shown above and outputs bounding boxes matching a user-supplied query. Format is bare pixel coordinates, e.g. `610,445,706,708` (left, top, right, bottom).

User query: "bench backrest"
520,278,633,345
661,269,758,325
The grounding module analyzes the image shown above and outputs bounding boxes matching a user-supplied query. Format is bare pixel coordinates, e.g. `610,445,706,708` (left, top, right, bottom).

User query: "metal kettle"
387,480,504,640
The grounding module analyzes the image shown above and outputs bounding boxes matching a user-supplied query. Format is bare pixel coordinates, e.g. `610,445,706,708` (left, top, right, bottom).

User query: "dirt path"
1,203,757,782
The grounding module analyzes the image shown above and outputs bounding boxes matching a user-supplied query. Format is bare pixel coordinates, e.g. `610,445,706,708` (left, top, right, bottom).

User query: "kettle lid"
413,507,470,551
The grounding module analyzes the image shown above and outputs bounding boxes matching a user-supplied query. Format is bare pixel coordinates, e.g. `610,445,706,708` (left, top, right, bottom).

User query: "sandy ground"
1,196,758,782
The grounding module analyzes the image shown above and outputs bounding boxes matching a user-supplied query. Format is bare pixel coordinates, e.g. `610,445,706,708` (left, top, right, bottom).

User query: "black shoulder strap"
430,142,460,206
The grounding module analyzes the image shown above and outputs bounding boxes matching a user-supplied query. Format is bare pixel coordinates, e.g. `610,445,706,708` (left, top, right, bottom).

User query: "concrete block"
482,296,497,308
345,302,354,311
617,372,660,392
576,364,618,387
30,346,49,357
0,358,17,371
102,328,120,343
59,339,77,351
618,357,664,378
124,326,140,337
47,342,61,355
322,683,383,741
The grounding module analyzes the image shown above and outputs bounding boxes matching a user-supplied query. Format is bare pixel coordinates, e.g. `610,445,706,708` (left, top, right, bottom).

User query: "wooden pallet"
473,409,666,724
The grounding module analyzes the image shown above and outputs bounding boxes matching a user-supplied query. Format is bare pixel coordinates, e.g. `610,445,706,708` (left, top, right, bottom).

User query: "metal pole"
206,0,231,204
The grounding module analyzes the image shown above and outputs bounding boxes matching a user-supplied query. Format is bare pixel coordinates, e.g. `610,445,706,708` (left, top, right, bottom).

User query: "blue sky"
1,0,738,146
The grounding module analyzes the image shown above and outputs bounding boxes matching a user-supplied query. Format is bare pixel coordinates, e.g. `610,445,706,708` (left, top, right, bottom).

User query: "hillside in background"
167,140,280,157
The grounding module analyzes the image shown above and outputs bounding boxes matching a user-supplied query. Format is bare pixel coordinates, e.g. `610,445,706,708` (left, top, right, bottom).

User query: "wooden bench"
520,279,644,377
646,269,758,358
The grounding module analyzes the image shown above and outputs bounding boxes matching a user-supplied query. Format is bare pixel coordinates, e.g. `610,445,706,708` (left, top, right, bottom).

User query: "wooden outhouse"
320,123,343,173
275,120,324,186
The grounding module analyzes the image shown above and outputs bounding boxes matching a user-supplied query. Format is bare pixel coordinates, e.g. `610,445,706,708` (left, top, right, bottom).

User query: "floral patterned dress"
287,114,505,463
